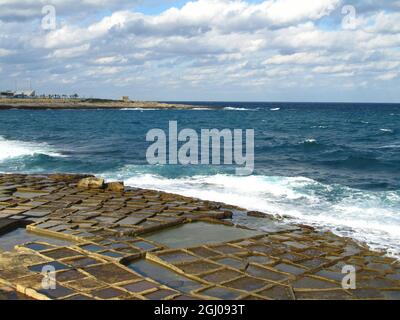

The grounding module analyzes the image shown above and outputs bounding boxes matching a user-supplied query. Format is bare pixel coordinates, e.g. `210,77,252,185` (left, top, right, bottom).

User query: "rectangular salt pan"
0,228,73,252
144,222,263,249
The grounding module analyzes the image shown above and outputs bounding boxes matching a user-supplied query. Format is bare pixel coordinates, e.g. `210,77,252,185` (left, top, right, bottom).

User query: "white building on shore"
0,90,36,98
14,90,36,98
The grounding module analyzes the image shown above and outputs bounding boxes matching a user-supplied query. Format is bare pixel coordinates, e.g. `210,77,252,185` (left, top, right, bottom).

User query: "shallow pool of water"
143,221,263,249
128,259,202,293
0,228,73,252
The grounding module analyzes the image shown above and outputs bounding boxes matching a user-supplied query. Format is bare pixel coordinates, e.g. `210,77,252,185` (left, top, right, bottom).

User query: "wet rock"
0,218,26,236
223,211,233,219
77,177,105,189
247,211,273,218
299,224,316,231
0,285,30,300
106,182,124,192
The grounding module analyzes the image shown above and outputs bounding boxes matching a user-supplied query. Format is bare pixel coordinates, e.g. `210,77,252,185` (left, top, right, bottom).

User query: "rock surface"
247,211,273,218
106,181,124,192
77,177,105,189
49,174,92,183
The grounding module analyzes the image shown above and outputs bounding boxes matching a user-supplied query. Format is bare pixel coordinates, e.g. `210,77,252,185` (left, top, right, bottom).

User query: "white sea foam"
303,139,317,144
120,108,158,111
223,107,251,111
0,136,63,161
270,108,280,111
380,128,394,133
104,168,400,257
378,144,400,149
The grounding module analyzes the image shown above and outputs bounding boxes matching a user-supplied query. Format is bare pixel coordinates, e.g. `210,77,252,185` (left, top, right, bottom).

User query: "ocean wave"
0,136,64,162
318,156,393,170
378,144,400,149
270,108,280,111
103,167,400,257
380,128,394,133
120,108,158,111
223,107,252,111
301,139,317,144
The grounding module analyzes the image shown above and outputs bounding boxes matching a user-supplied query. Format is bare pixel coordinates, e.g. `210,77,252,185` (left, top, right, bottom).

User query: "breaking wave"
120,108,158,111
302,139,318,144
223,107,252,111
0,136,64,162
104,167,400,257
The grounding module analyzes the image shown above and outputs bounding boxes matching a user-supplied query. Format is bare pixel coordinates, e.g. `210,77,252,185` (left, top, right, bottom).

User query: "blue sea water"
1,102,400,255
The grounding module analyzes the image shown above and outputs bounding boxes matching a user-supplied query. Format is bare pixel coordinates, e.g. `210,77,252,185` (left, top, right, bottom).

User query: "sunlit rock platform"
0,173,399,300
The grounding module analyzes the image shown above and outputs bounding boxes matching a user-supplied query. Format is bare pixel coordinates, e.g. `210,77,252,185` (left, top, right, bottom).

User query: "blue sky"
137,0,265,14
0,0,399,102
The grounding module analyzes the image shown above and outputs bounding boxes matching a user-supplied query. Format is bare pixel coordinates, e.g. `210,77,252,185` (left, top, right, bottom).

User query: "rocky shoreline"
0,99,215,110
0,173,399,300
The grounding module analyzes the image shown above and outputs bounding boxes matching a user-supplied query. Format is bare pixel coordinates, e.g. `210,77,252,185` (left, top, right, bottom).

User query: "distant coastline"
0,98,215,110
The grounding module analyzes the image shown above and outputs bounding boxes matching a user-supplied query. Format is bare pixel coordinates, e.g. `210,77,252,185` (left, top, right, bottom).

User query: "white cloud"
94,56,128,65
262,0,340,24
86,66,124,76
264,52,329,65
367,12,400,34
313,64,353,74
0,0,399,101
0,48,14,57
0,0,134,21
376,72,399,81
48,44,90,58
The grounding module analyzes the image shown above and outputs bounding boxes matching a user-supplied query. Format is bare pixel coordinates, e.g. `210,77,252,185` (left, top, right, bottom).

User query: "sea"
1,102,399,256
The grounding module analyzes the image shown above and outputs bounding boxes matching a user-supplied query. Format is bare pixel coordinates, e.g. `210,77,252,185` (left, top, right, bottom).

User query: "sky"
0,0,399,102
